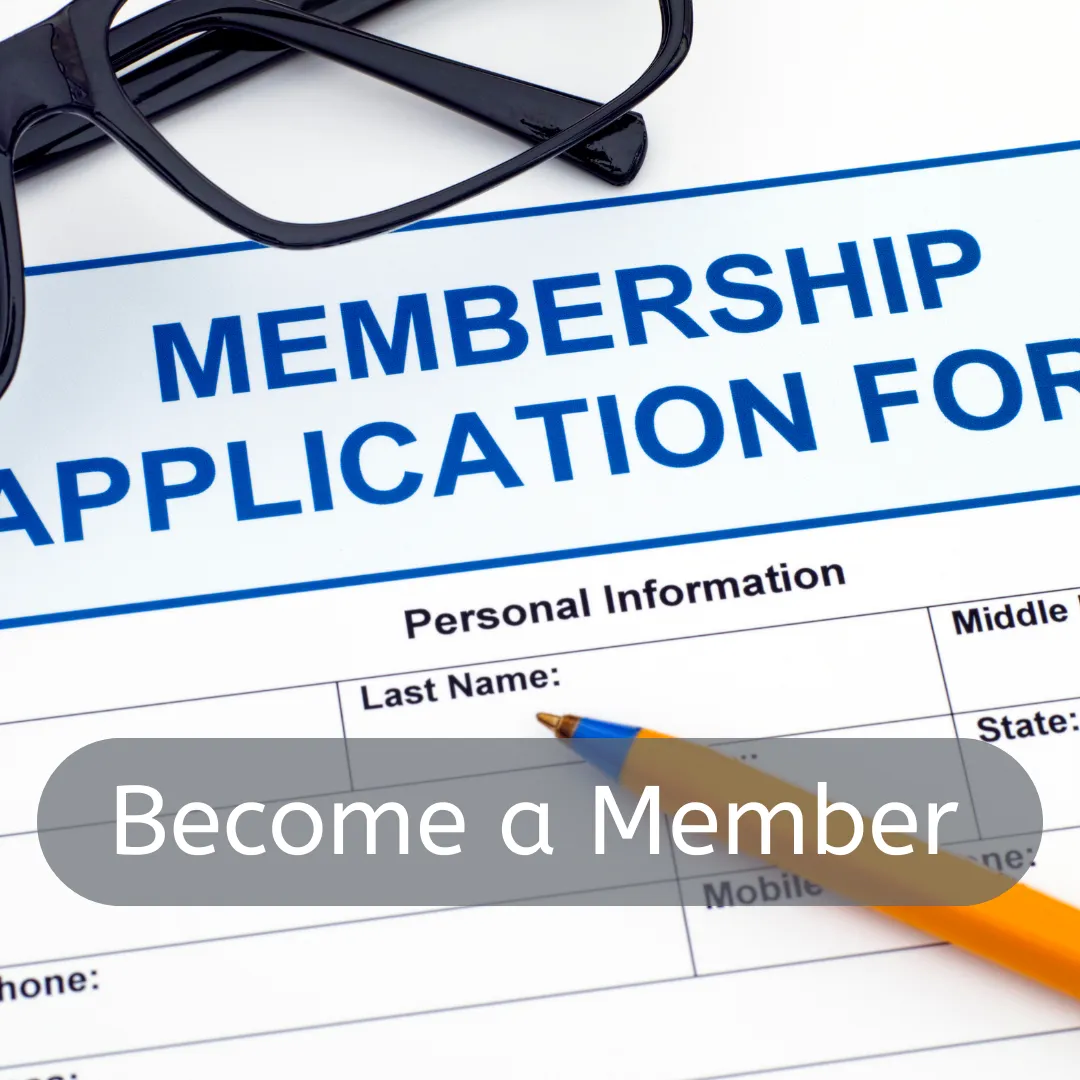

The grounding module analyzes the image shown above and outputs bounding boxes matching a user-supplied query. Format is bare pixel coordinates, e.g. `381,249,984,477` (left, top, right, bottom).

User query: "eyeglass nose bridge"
0,12,95,155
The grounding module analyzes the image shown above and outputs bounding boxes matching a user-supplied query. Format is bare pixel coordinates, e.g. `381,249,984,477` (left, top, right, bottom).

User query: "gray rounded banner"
37,737,1042,907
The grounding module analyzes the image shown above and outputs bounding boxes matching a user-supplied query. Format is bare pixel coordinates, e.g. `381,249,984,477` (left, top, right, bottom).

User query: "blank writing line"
688,1024,1080,1080
0,943,944,1073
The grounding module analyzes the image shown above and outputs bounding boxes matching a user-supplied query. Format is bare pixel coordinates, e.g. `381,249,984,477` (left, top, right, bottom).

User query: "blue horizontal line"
24,240,265,278
399,137,1080,233
3,483,1079,632
21,136,1080,279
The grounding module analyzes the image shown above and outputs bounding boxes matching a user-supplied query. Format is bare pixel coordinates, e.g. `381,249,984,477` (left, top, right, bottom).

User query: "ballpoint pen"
538,711,1080,1001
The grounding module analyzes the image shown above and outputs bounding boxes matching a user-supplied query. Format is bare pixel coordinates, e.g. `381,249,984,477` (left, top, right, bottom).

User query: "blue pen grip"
570,717,641,778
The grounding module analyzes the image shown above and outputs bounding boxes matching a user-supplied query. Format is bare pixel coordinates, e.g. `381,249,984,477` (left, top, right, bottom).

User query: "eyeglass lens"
111,0,662,224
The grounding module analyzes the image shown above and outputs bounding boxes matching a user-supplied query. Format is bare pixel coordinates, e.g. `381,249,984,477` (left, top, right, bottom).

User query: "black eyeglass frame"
0,0,693,401
15,0,657,189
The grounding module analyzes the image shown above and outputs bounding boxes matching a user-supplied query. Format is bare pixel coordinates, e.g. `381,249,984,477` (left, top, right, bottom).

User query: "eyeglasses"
15,0,664,187
0,0,693,403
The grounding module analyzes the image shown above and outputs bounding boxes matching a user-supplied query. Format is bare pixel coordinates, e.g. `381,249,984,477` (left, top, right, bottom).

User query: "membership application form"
1,141,1080,1076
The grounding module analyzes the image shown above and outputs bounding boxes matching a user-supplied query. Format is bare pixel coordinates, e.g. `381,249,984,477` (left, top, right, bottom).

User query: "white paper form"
1,130,1080,1077
4,0,1080,1074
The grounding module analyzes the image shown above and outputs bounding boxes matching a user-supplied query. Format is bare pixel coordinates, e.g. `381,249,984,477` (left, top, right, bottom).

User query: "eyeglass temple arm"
13,0,647,187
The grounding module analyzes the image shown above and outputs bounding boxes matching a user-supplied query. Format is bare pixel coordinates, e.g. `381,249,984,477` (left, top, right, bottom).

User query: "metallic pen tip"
536,713,580,739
